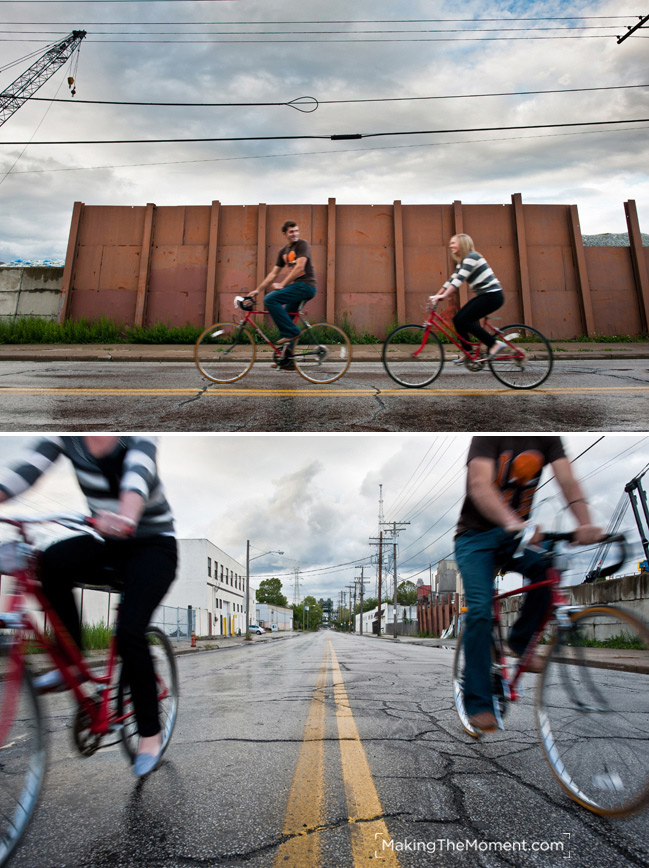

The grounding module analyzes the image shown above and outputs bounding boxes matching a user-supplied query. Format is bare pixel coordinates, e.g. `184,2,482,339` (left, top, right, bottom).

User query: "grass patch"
573,333,649,343
81,620,113,650
577,631,646,650
0,316,202,345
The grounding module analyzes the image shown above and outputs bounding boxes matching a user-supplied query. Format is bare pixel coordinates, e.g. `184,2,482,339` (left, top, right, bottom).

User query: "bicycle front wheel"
536,606,649,816
453,626,506,737
292,323,351,384
487,324,552,389
194,322,256,383
118,628,179,764
382,325,444,387
0,646,46,868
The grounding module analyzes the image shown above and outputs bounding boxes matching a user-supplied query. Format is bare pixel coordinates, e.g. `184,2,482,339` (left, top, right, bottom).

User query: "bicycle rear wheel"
382,325,444,387
487,324,552,389
292,323,351,384
0,645,46,867
536,606,649,816
117,628,179,764
194,322,256,383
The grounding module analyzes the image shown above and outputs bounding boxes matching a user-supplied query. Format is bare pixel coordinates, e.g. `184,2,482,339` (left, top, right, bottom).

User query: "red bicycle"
453,529,649,817
0,515,178,867
194,296,352,384
382,297,553,389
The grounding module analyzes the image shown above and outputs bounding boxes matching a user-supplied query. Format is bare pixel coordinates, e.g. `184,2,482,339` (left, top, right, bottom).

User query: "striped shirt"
0,436,174,537
444,251,502,295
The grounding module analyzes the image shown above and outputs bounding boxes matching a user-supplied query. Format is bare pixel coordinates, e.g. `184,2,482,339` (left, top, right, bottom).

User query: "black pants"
453,290,504,349
40,534,177,737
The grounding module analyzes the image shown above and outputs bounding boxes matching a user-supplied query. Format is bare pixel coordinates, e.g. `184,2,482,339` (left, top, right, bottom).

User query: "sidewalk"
26,630,294,676
1,341,648,363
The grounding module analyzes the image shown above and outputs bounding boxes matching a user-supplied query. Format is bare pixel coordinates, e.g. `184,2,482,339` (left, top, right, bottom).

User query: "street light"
246,540,284,633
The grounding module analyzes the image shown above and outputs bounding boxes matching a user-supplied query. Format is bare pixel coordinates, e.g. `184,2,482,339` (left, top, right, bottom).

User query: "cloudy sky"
1,433,648,604
0,0,647,262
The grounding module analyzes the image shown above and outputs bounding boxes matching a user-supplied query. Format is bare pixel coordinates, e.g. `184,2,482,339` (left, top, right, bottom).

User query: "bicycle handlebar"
512,527,627,579
234,295,256,311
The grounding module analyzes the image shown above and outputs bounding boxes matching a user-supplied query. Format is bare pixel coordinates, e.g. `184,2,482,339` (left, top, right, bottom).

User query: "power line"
2,116,647,146
3,123,645,176
0,35,632,44
8,82,647,109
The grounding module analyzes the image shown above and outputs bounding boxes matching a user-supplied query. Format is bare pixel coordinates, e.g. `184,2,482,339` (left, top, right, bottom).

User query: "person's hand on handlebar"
93,511,137,539
571,523,603,546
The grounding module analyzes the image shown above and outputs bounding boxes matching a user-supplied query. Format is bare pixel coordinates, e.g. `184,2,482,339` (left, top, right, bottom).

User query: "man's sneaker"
468,710,498,731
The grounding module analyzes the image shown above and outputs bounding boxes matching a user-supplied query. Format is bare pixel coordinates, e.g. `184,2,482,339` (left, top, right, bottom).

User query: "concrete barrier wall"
498,572,649,629
0,266,64,321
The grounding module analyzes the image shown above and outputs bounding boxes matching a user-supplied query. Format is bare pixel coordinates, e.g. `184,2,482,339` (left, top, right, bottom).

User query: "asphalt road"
1,359,649,431
11,632,649,868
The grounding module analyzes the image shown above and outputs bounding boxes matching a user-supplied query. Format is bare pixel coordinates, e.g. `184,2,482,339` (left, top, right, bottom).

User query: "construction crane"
0,30,87,129
584,466,649,582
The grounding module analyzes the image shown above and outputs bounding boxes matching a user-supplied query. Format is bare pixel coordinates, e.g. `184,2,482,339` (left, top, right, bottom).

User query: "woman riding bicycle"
0,436,177,778
432,234,506,360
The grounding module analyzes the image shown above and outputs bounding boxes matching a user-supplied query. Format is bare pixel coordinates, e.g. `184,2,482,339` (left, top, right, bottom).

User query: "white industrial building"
354,603,418,635
164,538,252,638
256,602,293,632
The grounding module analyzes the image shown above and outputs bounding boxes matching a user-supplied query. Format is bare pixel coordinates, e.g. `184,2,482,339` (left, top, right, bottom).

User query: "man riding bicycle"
248,220,317,369
454,436,601,733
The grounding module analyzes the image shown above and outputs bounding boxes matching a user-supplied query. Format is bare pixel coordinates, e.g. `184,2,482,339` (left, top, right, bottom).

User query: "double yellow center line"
274,639,399,867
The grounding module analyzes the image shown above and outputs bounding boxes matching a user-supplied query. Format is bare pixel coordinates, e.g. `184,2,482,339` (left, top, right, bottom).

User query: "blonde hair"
451,233,475,262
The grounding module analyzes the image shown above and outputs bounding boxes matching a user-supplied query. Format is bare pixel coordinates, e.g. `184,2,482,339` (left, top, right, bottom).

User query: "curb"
1,344,649,364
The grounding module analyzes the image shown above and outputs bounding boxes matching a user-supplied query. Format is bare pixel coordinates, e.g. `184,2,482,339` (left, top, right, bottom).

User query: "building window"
207,557,211,577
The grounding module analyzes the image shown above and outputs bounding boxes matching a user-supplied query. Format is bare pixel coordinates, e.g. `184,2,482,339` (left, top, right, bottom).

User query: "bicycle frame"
490,569,568,702
417,308,521,363
234,306,307,355
0,520,135,742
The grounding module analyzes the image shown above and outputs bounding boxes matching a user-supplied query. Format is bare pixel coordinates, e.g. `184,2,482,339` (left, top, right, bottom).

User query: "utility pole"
380,521,410,639
369,531,384,636
1,31,87,128
355,566,369,636
617,14,649,44
347,584,355,632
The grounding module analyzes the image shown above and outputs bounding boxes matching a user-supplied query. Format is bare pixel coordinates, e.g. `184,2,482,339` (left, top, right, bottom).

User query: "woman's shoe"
33,668,65,693
487,340,506,359
133,748,163,778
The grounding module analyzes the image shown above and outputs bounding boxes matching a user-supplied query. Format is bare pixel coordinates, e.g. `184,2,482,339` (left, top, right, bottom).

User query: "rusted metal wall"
59,196,648,340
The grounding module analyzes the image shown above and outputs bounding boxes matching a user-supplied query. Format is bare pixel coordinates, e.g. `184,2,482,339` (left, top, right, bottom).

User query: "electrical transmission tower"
1,31,87,128
292,567,302,605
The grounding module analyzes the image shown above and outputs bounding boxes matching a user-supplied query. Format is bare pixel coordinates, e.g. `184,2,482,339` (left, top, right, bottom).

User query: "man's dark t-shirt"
275,238,316,286
456,436,566,537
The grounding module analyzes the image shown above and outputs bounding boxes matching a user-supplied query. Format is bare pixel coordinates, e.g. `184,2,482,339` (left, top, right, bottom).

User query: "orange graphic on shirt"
495,449,545,520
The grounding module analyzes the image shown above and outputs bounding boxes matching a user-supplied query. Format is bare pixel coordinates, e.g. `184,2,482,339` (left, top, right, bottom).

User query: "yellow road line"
2,385,649,398
329,641,399,867
274,645,329,868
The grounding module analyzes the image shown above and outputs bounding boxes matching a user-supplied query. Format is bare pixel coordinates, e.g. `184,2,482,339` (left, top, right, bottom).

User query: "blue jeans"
454,527,550,715
264,281,317,338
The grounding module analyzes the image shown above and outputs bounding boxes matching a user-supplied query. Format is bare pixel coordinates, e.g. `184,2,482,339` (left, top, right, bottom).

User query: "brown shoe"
276,336,297,346
468,711,498,732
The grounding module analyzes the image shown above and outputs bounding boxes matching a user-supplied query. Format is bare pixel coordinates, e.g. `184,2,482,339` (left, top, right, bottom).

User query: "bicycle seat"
288,300,307,315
